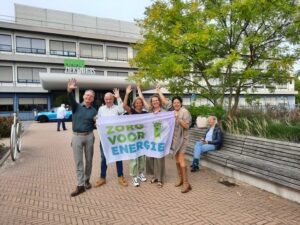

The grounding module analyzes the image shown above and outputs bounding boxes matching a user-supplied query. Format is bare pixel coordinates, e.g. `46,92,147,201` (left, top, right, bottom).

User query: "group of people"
67,78,223,197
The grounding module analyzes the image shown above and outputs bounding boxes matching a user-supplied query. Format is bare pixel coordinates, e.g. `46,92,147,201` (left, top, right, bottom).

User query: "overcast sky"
0,0,153,22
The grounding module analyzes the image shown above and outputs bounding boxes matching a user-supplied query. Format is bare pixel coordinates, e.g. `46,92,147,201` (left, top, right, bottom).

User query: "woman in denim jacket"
191,116,223,172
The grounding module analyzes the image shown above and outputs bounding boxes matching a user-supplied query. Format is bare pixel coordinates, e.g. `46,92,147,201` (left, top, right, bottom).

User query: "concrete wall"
15,4,141,39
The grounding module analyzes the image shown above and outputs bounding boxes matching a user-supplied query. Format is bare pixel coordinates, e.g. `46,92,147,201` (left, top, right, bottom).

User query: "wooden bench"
186,128,300,192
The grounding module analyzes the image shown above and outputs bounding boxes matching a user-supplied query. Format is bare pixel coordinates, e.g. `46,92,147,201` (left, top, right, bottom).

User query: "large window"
17,67,46,83
0,98,13,111
16,37,46,54
0,66,13,83
107,71,128,77
19,97,47,111
0,34,12,52
80,43,103,59
50,40,76,57
106,46,128,61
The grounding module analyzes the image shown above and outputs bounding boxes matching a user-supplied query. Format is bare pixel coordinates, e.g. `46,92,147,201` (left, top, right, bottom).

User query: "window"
0,66,13,83
107,71,128,77
19,97,47,111
277,84,287,89
133,48,138,58
0,34,12,52
106,46,128,61
17,67,46,83
50,68,65,73
0,98,13,111
16,37,46,54
80,43,103,59
95,70,104,76
50,40,76,57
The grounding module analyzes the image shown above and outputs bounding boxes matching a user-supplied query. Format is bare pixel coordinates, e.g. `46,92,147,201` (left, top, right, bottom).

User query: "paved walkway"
0,122,299,225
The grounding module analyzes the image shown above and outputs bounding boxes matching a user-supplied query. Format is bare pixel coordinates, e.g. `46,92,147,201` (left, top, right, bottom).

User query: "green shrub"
188,104,225,119
267,122,300,143
0,116,13,138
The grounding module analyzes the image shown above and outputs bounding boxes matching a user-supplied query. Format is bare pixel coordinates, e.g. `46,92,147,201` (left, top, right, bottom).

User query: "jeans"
193,141,216,161
57,118,66,131
100,143,123,178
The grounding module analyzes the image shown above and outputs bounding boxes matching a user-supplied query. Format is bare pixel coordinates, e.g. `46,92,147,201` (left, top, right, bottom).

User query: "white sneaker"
132,177,140,187
138,173,147,182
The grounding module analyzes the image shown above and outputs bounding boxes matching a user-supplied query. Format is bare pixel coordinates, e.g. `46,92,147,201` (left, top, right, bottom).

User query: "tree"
131,0,300,116
295,76,300,104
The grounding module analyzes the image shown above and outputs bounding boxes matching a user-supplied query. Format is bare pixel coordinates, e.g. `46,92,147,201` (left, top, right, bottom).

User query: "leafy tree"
131,0,300,116
295,76,300,104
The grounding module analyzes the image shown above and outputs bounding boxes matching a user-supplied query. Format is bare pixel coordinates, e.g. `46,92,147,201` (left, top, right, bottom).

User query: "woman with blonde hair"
191,116,223,172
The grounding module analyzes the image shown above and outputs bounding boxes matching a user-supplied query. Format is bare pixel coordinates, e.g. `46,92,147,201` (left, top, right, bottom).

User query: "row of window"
0,97,47,112
0,34,130,61
0,66,129,83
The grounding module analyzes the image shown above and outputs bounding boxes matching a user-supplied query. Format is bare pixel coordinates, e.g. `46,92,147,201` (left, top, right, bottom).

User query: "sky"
0,0,153,22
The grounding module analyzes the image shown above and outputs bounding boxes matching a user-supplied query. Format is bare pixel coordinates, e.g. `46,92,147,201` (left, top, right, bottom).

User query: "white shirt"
97,98,124,118
56,106,66,119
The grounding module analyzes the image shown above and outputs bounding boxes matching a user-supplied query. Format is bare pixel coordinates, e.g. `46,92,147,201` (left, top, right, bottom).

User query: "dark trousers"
57,118,66,131
100,143,123,178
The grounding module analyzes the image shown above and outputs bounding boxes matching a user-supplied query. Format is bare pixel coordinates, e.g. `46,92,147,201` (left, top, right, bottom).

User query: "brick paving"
0,122,299,225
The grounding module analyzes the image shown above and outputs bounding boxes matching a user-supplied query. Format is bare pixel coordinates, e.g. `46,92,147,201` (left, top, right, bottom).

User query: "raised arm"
113,88,125,114
67,78,78,112
137,85,150,111
123,85,132,114
156,85,169,106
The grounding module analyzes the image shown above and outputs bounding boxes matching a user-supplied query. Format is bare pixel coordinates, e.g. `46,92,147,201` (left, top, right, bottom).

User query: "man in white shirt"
95,88,128,187
56,103,67,131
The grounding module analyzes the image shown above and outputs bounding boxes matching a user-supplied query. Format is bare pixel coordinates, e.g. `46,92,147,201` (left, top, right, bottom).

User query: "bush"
0,116,13,138
187,105,226,128
187,104,225,126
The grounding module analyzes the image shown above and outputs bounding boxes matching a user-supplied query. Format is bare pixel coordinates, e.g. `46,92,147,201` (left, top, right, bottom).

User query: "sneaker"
138,173,147,182
94,178,106,187
118,176,128,187
191,165,199,172
132,177,140,187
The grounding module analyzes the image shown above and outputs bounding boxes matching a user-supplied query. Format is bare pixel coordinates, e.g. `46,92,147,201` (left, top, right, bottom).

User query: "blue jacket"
205,125,223,150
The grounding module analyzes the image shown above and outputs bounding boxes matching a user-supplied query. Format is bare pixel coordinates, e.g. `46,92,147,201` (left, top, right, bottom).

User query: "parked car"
34,108,72,123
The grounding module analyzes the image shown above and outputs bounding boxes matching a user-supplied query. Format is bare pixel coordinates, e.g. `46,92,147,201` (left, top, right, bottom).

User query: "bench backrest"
188,128,300,169
242,136,300,170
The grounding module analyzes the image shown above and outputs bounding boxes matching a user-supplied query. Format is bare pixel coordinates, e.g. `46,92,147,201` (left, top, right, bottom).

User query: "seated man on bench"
191,116,223,172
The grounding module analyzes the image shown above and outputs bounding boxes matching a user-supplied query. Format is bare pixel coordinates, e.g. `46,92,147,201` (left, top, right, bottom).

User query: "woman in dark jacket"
191,116,223,172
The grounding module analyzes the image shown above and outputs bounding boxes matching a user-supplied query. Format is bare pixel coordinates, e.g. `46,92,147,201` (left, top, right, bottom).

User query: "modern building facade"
0,4,141,119
0,4,298,120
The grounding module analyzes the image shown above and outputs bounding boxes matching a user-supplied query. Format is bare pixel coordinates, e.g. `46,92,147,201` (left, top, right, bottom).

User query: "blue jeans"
100,143,123,178
193,141,216,161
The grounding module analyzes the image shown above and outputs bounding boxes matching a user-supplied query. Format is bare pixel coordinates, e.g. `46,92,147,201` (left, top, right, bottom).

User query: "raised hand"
67,78,77,92
156,84,161,93
126,85,132,95
113,88,120,99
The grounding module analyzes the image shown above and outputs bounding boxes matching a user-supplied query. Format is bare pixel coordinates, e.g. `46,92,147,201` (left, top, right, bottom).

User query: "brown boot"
175,163,183,187
181,166,192,193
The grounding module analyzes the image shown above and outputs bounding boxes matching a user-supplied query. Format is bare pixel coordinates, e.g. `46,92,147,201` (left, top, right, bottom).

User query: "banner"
97,111,175,164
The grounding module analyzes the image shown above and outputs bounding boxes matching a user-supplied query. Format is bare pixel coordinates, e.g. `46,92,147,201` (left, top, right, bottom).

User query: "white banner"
97,111,175,164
